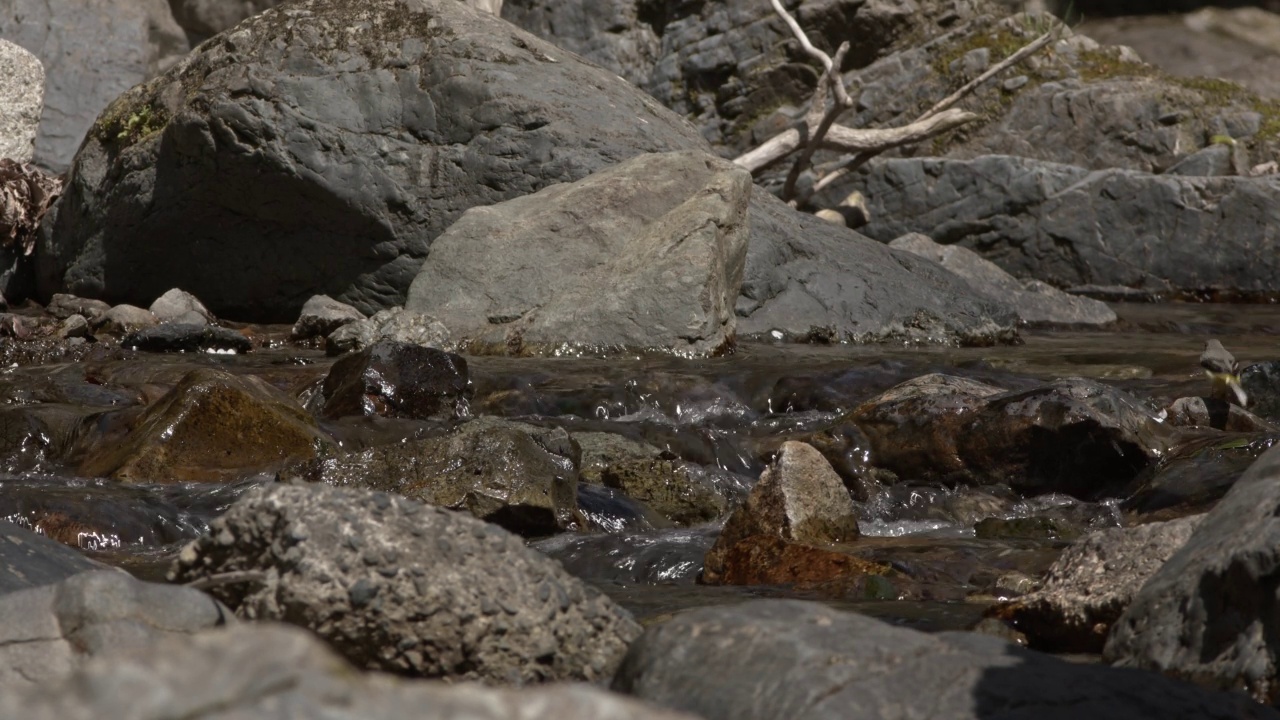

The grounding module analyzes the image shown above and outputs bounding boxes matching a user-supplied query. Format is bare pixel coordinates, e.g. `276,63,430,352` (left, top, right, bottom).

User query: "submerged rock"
169,483,641,683
1121,433,1279,521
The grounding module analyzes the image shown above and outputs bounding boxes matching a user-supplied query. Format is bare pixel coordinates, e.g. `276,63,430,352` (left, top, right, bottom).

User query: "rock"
889,233,1116,328
703,441,860,585
169,483,641,683
78,367,332,483
1120,433,1279,522
1165,144,1241,177
47,293,109,320
988,515,1203,653
502,0,659,88
576,432,665,484
1164,396,1278,433
0,622,698,720
1105,443,1280,703
0,570,228,691
292,416,577,536
148,287,215,324
121,323,253,353
0,159,62,298
89,303,157,335
55,314,89,339
291,294,365,340
0,40,43,163
37,0,707,320
168,0,282,43
313,340,471,422
0,521,118,594
853,374,1176,497
406,151,751,357
613,599,1276,720
325,306,453,355
598,458,728,526
1243,361,1280,422
850,155,1280,298
0,0,188,171
737,191,1019,345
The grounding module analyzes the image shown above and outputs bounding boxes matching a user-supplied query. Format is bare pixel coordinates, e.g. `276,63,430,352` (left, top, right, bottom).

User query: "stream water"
3,302,1278,631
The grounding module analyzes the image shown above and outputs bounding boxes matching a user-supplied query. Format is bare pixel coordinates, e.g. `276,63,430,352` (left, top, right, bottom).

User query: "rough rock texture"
169,483,641,683
576,431,665,484
989,515,1203,653
853,374,1176,496
1244,361,1280,422
291,294,365,340
78,367,332,482
37,0,708,320
0,40,43,164
313,340,471,421
0,160,62,298
1105,443,1280,703
406,151,751,357
703,441,860,585
1120,433,1278,522
169,0,283,43
90,303,156,335
0,521,117,594
148,287,215,324
502,0,658,87
0,0,188,170
851,155,1280,297
326,306,453,355
0,622,699,720
598,457,728,526
0,570,228,691
614,600,1279,720
737,191,1019,345
1164,396,1279,433
889,233,1116,328
292,416,578,536
46,293,109,320
121,323,253,353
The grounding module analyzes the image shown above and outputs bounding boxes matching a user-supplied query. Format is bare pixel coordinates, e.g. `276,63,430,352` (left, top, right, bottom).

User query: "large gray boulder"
0,0,188,171
614,599,1272,720
406,150,750,357
169,483,640,683
1105,443,1280,704
36,0,707,321
1,622,699,720
0,570,229,691
0,40,43,164
851,155,1280,297
0,521,117,594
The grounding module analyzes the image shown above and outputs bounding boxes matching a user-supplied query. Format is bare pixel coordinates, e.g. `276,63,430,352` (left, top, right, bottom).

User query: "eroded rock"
313,340,471,422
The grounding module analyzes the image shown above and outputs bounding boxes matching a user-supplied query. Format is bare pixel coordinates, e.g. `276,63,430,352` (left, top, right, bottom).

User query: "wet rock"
575,483,672,534
79,367,332,483
1105,444,1280,703
292,416,577,536
90,303,157,336
0,521,118,594
1121,434,1279,521
853,374,1176,497
55,314,89,339
888,233,1116,328
169,483,641,683
0,570,228,691
988,515,1202,653
703,441,861,585
36,0,706,320
47,292,109,320
406,151,751,358
973,516,1083,542
0,0,188,171
1243,361,1280,422
291,294,365,341
613,599,1274,720
576,432,665,484
599,458,728,526
314,340,470,422
121,323,252,353
1165,396,1278,433
1,622,697,720
0,40,42,164
851,155,1280,297
148,287,214,325
326,306,452,355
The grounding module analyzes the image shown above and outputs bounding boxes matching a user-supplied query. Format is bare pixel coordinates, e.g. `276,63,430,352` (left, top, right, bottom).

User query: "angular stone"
47,293,109,320
0,521,116,595
148,287,215,324
314,340,470,422
291,294,365,340
90,303,157,336
598,458,728,526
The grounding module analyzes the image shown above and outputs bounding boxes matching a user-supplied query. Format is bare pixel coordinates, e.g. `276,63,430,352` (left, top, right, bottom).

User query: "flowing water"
3,302,1279,630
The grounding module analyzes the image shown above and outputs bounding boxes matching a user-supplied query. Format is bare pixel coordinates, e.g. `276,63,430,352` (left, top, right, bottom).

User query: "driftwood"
0,159,62,257
736,2,1057,205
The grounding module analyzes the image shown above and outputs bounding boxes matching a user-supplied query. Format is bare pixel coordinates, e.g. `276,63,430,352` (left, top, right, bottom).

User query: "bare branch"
781,41,853,201
769,0,833,74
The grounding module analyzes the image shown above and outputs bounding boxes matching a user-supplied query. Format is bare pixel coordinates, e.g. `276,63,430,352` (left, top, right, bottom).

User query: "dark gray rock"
0,570,229,690
0,0,187,171
291,294,365,340
1243,361,1280,422
1120,433,1279,522
737,191,1019,345
121,323,252,353
889,233,1116,328
405,150,751,357
989,515,1203,653
501,0,658,88
169,483,641,683
1105,443,1280,703
0,521,116,594
851,155,1280,297
36,0,708,321
1166,144,1243,177
0,622,698,720
148,287,214,324
291,416,577,536
615,599,1271,720
313,339,470,421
